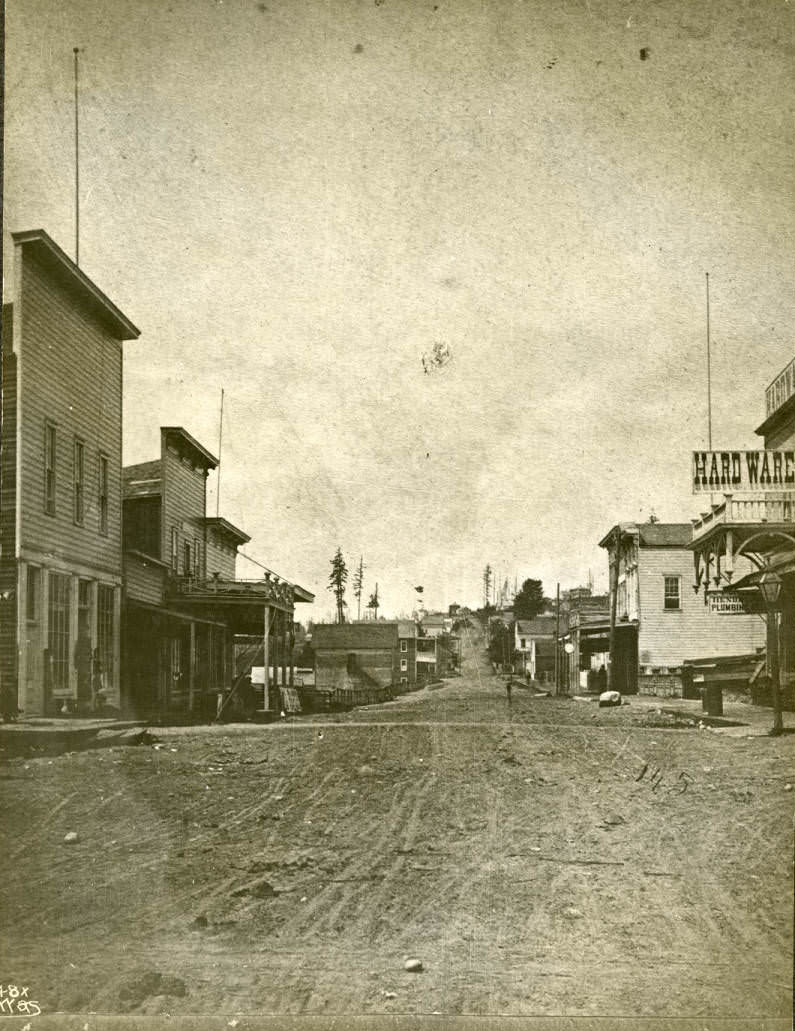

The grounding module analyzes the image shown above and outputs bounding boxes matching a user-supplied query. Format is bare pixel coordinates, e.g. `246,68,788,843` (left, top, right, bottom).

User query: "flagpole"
706,272,712,451
216,387,224,517
706,272,714,508
73,47,80,265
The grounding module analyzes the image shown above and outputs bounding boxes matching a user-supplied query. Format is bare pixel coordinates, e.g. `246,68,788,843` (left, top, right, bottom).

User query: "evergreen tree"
352,555,365,620
483,564,493,608
328,547,348,624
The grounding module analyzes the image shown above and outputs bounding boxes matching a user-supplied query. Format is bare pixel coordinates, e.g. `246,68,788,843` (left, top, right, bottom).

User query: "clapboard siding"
162,445,207,574
637,547,766,666
124,553,166,606
0,307,19,689
315,648,395,690
205,532,237,579
18,253,123,575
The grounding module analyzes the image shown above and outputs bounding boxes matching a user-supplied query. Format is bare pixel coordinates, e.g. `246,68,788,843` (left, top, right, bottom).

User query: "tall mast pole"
216,388,224,517
706,272,714,508
73,47,80,265
706,272,712,450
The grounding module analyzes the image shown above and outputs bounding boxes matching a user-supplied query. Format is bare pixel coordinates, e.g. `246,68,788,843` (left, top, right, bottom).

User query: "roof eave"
162,427,219,470
755,392,795,440
202,517,251,545
12,228,140,340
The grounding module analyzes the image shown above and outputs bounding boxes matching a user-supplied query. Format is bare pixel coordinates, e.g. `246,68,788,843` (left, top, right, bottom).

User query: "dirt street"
1,627,792,1024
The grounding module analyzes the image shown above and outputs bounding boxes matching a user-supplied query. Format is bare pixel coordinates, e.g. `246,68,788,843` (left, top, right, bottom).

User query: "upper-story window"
520,638,526,649
73,438,85,525
98,453,109,535
193,537,202,578
400,640,408,652
170,527,179,572
663,575,681,610
44,423,56,515
183,540,192,575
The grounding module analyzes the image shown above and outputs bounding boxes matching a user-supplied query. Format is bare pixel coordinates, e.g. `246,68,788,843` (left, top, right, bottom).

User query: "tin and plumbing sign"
692,450,795,494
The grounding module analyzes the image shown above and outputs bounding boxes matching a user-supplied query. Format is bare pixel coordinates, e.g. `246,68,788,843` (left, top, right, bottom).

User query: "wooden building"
514,616,557,682
599,521,765,696
121,427,313,719
311,619,431,704
313,622,403,706
397,620,418,689
0,229,140,717
557,592,610,694
689,355,795,717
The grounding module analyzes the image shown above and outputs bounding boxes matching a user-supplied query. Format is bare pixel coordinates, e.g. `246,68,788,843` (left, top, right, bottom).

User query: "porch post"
274,611,281,706
607,541,618,692
289,611,295,688
17,562,27,715
262,605,270,711
188,621,196,714
69,574,80,700
282,610,289,697
767,607,784,735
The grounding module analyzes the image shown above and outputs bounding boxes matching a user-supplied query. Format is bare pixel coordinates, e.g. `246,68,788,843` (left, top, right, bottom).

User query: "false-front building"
599,521,765,696
122,427,313,719
0,229,140,717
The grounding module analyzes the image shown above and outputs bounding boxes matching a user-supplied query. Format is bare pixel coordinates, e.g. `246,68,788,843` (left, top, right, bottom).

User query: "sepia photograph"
1,1,793,1028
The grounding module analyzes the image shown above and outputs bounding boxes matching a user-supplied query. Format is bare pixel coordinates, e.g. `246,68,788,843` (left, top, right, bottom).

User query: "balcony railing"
169,574,295,606
691,493,795,540
765,356,795,418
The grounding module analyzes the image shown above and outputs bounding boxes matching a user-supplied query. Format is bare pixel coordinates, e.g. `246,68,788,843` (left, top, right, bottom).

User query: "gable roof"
637,523,691,547
515,616,558,637
599,521,691,549
123,460,162,498
313,623,398,650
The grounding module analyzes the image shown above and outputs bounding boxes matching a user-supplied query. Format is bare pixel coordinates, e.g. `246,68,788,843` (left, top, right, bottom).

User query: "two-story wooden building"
513,615,557,682
0,229,140,717
122,427,313,719
599,521,765,696
689,355,795,721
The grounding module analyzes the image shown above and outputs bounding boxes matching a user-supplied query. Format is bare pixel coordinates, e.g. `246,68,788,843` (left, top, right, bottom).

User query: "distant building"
557,591,610,694
0,230,140,717
599,522,764,696
122,427,313,718
313,621,416,698
419,612,453,637
397,620,418,688
513,616,557,682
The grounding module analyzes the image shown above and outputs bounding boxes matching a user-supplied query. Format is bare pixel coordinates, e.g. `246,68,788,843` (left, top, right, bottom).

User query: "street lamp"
759,566,784,736
759,568,782,606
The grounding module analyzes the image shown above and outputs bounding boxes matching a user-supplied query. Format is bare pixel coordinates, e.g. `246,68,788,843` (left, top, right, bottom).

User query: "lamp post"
759,567,784,736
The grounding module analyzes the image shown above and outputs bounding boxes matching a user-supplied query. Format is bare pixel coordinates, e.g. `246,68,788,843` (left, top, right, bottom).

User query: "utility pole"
706,272,712,452
706,272,714,507
607,533,618,692
554,582,560,695
216,388,224,517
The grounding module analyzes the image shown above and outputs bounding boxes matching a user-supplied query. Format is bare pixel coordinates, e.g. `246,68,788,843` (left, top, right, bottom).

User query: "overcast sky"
4,0,794,620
